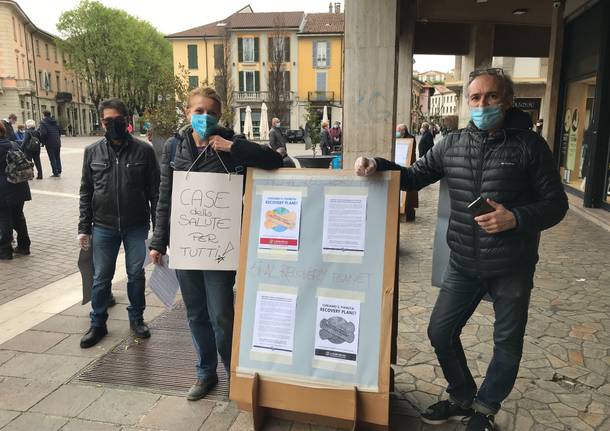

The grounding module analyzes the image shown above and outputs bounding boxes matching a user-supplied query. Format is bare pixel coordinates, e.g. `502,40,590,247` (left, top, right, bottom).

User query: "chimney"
335,2,341,13
329,2,333,13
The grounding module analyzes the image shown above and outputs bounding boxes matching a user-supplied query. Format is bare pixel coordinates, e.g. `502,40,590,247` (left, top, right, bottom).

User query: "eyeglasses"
468,67,505,82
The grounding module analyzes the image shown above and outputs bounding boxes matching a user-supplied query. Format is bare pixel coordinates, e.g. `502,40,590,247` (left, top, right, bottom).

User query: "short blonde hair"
321,120,329,128
25,119,36,128
188,87,222,112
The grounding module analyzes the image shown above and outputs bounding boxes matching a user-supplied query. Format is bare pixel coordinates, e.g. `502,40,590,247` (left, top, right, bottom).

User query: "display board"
230,168,400,429
394,137,416,215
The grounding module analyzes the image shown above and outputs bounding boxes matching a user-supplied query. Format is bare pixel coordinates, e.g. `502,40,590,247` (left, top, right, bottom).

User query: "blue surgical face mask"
470,105,504,130
191,113,218,139
395,131,402,138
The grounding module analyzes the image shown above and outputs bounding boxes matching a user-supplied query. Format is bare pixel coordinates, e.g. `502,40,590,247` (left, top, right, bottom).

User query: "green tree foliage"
304,103,321,154
57,0,172,115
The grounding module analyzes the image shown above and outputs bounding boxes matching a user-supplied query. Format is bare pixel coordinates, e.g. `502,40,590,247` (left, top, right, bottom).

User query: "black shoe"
108,294,117,307
466,412,495,431
80,326,108,348
187,375,219,401
130,319,151,338
421,400,473,425
13,247,30,255
36,175,43,180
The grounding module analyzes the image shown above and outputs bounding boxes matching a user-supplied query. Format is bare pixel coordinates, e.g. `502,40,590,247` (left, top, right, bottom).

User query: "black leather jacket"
149,126,282,254
78,135,160,234
376,119,568,278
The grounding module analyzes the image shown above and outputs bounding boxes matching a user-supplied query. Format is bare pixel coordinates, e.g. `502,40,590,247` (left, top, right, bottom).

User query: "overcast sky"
15,0,454,72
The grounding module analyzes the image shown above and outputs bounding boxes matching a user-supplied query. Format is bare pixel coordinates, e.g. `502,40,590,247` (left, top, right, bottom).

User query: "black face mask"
105,117,128,142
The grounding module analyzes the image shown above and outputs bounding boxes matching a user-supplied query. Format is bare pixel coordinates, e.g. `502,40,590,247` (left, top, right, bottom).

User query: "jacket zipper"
115,155,121,232
474,138,486,273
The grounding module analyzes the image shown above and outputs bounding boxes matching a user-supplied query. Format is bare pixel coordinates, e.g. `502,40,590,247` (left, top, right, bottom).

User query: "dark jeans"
175,269,235,379
0,202,30,256
45,145,62,175
428,263,533,414
90,224,148,327
26,151,43,178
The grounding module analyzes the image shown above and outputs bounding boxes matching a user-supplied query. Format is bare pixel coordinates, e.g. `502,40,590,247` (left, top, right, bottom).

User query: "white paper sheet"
169,171,243,270
258,192,302,251
322,195,367,253
148,255,180,309
252,291,297,355
314,296,361,363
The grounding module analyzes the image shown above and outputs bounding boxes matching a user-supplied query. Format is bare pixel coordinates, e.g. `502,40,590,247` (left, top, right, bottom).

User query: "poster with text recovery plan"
258,192,302,251
169,171,243,270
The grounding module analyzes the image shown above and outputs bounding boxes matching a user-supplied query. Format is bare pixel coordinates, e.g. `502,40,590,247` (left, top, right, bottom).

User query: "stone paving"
0,139,609,430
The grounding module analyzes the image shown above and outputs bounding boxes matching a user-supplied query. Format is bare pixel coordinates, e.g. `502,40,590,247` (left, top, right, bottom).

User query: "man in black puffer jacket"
355,69,568,431
39,111,62,177
78,99,160,349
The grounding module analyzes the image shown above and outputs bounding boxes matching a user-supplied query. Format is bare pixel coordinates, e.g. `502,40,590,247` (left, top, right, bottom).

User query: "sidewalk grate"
75,301,229,400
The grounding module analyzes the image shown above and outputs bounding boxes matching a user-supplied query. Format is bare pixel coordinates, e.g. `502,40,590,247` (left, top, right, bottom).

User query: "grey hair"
468,70,514,101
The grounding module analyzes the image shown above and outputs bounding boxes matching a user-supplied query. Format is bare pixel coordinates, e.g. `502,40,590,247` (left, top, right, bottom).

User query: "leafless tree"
215,23,234,128
267,17,290,123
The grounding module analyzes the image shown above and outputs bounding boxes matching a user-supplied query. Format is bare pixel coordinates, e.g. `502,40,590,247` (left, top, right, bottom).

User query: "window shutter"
239,72,244,91
187,44,198,69
284,37,290,62
312,41,318,67
254,37,259,62
268,38,273,62
325,41,330,67
254,71,260,91
238,38,243,62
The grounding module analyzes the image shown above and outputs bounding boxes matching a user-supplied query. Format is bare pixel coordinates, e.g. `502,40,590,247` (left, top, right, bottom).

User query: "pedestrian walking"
149,86,282,401
1,114,18,142
320,121,332,155
78,98,160,348
418,122,435,157
22,120,43,179
355,68,568,431
39,111,62,177
0,121,31,260
269,117,287,152
329,121,342,151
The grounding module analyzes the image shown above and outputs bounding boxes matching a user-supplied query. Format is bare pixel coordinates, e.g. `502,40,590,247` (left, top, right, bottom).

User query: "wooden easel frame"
230,168,400,430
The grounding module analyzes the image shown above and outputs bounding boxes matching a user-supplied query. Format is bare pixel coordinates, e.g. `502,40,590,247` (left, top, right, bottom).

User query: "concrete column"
541,2,565,147
396,0,416,132
343,0,399,166
458,24,494,128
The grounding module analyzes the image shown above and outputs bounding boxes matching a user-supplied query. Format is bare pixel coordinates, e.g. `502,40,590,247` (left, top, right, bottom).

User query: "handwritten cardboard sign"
169,171,243,270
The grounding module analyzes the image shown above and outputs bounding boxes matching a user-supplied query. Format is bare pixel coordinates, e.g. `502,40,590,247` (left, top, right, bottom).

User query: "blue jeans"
45,145,61,175
427,263,533,414
175,269,235,379
90,224,148,327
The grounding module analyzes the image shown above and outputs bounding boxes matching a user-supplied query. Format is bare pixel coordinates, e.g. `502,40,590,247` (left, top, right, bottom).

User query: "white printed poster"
258,192,302,251
322,195,367,254
314,297,361,363
252,291,297,355
169,171,243,270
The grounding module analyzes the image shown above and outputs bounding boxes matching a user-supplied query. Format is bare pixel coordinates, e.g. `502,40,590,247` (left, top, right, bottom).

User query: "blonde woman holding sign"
149,87,282,400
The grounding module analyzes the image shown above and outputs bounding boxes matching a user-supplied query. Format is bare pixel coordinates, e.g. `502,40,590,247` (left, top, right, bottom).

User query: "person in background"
0,121,31,260
15,125,25,144
418,122,435,158
320,121,332,155
39,111,62,178
329,121,342,151
1,114,18,142
22,120,43,180
269,117,287,152
396,123,413,139
149,87,282,401
535,118,543,135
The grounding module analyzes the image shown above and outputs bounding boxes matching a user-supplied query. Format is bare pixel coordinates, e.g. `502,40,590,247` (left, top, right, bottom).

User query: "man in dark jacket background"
269,117,287,152
78,99,160,348
39,111,62,177
418,121,435,157
0,121,31,260
1,114,18,142
355,69,568,431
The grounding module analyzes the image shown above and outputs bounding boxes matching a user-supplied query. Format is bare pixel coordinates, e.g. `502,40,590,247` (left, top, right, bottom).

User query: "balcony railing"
16,79,36,94
308,91,335,102
233,91,293,103
56,92,73,103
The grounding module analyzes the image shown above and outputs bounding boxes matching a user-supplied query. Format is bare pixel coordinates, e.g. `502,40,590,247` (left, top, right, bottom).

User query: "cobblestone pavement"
392,184,610,431
0,144,609,430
